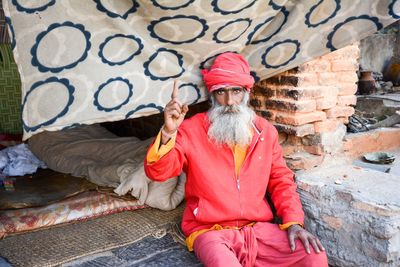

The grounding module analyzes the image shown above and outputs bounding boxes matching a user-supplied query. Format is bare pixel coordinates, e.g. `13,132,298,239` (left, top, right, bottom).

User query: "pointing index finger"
171,80,179,100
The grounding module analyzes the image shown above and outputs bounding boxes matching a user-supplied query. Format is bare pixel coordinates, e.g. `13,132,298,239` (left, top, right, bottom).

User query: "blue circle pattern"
389,0,400,19
199,51,237,69
326,15,383,51
268,0,284,10
31,21,91,73
179,83,201,104
213,18,252,44
125,103,164,119
211,0,257,15
22,77,75,132
305,0,341,28
93,77,134,112
143,48,185,81
150,0,195,10
93,0,139,19
246,8,289,45
98,34,144,66
5,17,16,50
12,0,56,13
261,39,300,69
250,71,260,83
148,15,208,44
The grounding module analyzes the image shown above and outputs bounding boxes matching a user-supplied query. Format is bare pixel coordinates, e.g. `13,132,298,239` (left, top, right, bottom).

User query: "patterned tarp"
2,0,399,140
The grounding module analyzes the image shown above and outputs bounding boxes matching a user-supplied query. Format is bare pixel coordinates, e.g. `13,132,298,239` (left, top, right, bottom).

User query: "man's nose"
226,92,235,106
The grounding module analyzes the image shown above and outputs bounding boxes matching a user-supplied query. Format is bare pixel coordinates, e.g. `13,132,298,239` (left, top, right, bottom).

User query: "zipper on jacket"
230,148,242,228
234,128,263,226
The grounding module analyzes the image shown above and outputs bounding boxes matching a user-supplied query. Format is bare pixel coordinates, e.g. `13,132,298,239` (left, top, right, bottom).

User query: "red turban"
201,52,254,92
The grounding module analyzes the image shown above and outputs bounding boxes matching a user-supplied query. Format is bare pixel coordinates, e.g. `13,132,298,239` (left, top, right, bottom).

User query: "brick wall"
251,43,360,170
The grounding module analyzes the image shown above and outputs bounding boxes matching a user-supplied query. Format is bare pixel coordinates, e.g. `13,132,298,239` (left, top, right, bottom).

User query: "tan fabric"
2,1,398,140
28,124,185,210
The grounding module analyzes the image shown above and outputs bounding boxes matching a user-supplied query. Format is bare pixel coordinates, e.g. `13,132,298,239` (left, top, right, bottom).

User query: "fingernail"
307,250,310,254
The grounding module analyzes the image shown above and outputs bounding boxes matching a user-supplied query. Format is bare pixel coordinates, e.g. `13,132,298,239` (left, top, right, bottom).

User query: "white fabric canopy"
2,0,399,139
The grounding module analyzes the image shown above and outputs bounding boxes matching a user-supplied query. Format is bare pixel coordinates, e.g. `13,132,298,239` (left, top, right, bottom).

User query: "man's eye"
216,90,225,95
233,88,242,94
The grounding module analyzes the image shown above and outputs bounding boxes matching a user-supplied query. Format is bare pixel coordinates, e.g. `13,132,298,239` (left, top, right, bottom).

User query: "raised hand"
162,80,189,143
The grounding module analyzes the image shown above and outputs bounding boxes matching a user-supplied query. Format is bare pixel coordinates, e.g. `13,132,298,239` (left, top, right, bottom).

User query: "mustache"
222,105,241,114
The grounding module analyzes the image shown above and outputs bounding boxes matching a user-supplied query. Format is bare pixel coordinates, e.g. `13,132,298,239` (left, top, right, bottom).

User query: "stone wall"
251,43,360,170
297,164,400,267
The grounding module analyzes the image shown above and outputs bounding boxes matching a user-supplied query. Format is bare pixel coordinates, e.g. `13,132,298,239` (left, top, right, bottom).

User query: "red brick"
331,59,359,72
278,132,288,144
282,144,301,157
265,98,316,113
276,111,326,126
256,109,277,121
284,152,324,170
303,144,324,155
252,85,275,97
276,87,316,100
299,59,331,73
318,72,338,86
321,44,360,61
337,95,357,106
276,86,337,100
325,106,355,118
285,67,300,74
296,73,320,87
338,117,349,124
266,75,300,86
316,97,337,110
249,98,262,108
269,73,319,88
338,83,357,96
287,135,303,145
273,123,315,137
319,72,358,85
314,119,341,133
301,134,321,146
337,72,358,83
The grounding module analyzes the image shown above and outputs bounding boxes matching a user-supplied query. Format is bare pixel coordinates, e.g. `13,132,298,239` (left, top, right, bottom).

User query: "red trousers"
193,222,328,267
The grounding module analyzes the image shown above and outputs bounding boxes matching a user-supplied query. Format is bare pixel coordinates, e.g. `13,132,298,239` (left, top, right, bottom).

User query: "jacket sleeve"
267,128,304,225
144,129,187,182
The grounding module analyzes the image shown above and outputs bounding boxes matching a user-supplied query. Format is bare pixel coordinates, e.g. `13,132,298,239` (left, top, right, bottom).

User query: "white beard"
207,93,255,146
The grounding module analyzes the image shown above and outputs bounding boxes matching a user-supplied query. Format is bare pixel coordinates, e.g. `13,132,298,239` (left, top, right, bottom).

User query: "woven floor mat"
0,204,184,267
62,233,201,267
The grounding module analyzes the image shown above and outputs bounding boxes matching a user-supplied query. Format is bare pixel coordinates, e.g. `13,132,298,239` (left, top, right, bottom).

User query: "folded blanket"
28,124,185,210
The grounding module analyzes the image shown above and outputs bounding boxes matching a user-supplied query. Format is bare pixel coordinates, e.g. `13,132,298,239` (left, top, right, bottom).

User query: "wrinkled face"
212,87,245,107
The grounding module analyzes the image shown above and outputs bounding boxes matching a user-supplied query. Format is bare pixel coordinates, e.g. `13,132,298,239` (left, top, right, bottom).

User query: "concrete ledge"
296,164,400,267
343,127,400,158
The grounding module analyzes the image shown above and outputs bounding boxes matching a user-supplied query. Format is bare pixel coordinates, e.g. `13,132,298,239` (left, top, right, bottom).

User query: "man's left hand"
287,224,325,254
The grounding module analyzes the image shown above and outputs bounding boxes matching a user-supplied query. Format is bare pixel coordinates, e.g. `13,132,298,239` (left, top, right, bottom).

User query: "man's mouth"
223,105,240,114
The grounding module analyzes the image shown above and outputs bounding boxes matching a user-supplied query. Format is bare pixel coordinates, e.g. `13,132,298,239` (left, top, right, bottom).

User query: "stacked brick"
251,44,360,170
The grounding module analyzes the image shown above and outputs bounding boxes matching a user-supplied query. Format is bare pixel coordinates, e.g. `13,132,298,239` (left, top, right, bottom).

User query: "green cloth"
0,43,22,134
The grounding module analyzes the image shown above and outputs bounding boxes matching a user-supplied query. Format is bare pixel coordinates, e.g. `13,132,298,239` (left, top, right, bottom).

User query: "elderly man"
144,52,328,266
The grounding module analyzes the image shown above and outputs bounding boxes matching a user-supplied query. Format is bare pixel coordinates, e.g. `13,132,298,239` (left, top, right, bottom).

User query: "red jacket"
145,112,304,237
